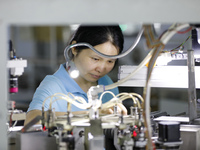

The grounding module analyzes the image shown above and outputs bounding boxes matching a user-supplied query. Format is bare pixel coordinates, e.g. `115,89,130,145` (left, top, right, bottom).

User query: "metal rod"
187,49,197,122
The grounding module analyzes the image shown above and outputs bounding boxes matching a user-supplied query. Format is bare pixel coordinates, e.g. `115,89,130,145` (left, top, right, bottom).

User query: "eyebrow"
90,50,118,61
97,56,117,61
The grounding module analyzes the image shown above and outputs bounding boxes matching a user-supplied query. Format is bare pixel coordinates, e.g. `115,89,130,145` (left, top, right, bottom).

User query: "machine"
1,1,200,150
6,24,200,150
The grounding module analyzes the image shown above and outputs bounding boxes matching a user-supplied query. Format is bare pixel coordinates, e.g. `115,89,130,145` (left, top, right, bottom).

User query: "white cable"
99,91,116,102
64,27,144,60
117,93,141,108
43,93,91,111
161,24,190,44
105,24,190,91
144,23,190,150
105,48,155,90
101,92,142,110
129,93,144,103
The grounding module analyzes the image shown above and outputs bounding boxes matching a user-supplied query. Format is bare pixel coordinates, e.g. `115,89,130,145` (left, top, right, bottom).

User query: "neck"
74,78,97,93
65,68,98,93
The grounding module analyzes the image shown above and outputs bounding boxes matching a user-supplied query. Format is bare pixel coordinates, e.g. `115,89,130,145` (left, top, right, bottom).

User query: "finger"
117,103,127,115
116,106,121,114
100,108,113,114
108,108,113,114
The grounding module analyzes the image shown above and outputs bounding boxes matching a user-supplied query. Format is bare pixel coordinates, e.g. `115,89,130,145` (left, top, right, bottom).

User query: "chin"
91,79,98,83
87,78,98,83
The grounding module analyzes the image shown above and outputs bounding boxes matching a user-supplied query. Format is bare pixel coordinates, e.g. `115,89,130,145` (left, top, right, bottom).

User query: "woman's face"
73,41,119,84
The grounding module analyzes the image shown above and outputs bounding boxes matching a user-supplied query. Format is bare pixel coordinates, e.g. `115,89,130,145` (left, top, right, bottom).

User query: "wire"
101,92,142,110
143,25,163,49
64,27,144,60
105,24,190,91
158,23,178,40
143,23,190,150
105,48,154,90
106,25,188,92
177,26,192,34
170,34,192,52
42,93,91,111
99,91,116,102
129,93,144,103
12,120,18,128
160,24,190,44
116,93,142,108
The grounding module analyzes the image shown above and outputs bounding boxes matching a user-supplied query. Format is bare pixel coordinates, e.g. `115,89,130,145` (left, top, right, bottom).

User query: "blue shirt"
27,64,119,112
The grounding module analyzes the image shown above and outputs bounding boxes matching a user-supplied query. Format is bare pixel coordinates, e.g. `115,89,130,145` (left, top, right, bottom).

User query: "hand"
100,103,127,115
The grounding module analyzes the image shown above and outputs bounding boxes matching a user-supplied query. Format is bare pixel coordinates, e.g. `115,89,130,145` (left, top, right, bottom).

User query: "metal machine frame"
1,0,200,149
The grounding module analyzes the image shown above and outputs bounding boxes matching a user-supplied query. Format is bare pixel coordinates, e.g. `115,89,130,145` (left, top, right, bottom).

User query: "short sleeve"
27,75,67,112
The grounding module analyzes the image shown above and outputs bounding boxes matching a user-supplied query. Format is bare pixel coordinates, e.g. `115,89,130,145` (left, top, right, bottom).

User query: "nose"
95,62,107,73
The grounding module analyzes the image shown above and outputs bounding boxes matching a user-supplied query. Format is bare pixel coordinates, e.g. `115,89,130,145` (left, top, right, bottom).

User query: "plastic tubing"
105,24,190,91
161,24,190,44
101,92,141,110
63,95,91,109
130,93,144,103
50,95,90,110
115,93,138,107
105,48,155,90
116,92,144,103
120,94,141,108
67,92,88,104
43,93,90,110
64,27,144,60
99,91,116,102
143,23,190,150
42,93,68,108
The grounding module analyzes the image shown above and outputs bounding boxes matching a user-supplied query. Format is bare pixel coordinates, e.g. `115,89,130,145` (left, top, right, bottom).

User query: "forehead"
81,41,119,56
95,41,119,55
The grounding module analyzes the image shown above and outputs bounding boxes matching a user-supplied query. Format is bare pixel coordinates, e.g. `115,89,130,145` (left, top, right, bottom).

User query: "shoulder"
37,75,65,93
28,75,67,112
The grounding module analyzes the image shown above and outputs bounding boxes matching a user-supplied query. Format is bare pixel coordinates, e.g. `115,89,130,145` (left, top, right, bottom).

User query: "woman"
25,25,127,125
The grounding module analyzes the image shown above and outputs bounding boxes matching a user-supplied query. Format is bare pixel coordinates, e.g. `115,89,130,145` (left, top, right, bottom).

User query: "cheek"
103,63,115,74
77,58,92,72
107,64,115,72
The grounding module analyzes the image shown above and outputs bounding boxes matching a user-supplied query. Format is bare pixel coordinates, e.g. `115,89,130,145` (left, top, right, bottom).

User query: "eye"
92,57,99,61
108,60,115,64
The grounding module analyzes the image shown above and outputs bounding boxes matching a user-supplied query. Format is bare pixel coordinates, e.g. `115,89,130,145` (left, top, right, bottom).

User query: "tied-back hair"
67,25,124,60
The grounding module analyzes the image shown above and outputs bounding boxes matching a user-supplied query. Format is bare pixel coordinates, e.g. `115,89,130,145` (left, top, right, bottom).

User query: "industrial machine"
1,1,200,150
5,23,200,150
7,40,27,124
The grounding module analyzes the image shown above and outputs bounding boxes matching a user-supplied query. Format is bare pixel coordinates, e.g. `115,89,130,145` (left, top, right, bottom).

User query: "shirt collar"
53,64,108,94
53,64,86,94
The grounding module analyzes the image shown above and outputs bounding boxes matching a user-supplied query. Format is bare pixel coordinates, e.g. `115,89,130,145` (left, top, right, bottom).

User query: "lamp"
66,61,79,78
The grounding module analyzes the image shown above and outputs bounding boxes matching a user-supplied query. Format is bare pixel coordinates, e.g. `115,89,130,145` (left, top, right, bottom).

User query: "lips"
90,74,101,79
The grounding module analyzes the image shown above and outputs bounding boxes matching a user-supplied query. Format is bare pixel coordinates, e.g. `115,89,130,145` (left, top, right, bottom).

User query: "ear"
71,41,78,56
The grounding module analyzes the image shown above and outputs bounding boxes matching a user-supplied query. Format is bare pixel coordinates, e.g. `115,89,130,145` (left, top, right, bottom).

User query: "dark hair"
68,25,124,60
